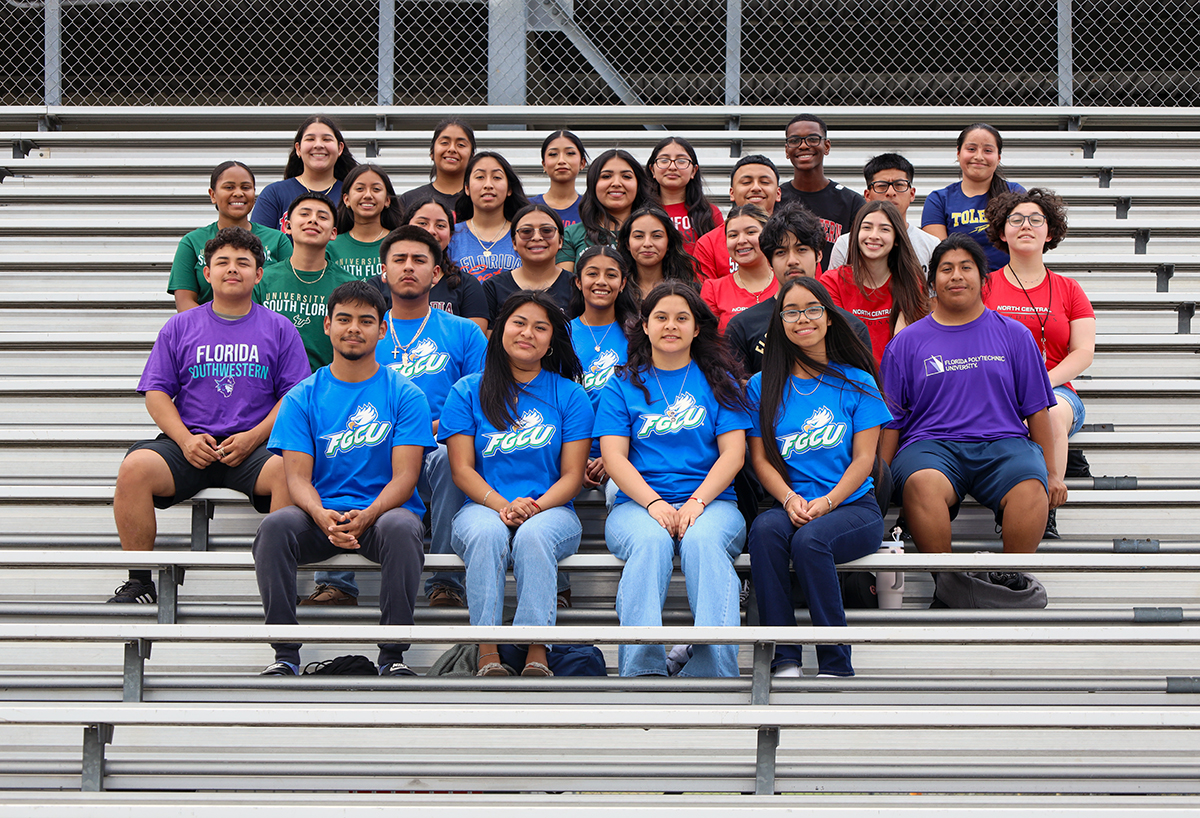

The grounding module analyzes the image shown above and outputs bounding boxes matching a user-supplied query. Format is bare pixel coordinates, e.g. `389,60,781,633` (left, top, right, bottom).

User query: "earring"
544,346,553,357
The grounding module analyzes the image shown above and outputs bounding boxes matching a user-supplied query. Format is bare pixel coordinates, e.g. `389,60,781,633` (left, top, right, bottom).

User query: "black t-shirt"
779,180,866,270
484,269,575,324
398,183,461,219
726,297,872,375
366,272,489,325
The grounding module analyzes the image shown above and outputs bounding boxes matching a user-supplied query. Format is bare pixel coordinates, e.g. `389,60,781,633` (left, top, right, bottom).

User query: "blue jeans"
315,444,465,599
1054,385,1086,437
748,495,883,676
606,499,746,678
450,502,581,627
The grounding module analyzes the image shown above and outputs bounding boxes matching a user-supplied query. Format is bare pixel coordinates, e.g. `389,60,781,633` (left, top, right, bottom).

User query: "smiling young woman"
252,115,358,234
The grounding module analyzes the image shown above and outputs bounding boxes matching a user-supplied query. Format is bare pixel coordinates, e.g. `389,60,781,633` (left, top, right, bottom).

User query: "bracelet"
783,490,796,507
690,496,706,507
482,489,494,508
529,499,542,513
647,498,666,509
824,496,833,511
478,651,500,660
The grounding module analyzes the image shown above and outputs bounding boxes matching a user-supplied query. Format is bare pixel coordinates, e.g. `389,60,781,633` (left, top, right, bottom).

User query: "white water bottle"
875,533,906,609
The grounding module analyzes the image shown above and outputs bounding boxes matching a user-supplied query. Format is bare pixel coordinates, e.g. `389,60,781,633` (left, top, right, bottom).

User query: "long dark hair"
645,137,718,239
569,245,641,327
621,281,749,411
456,151,531,222
335,164,402,235
616,206,700,291
480,290,583,431
428,118,476,180
844,200,930,333
402,196,463,291
579,149,652,246
957,122,1009,201
284,115,357,180
758,277,879,485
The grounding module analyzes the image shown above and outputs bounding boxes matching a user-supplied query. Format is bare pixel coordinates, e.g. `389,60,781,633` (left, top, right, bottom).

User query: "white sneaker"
772,663,801,677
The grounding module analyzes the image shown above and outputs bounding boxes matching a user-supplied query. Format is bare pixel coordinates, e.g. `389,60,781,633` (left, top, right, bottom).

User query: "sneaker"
427,585,466,608
260,661,299,676
106,579,157,604
557,588,572,609
379,662,418,677
739,578,751,609
1043,508,1061,540
298,584,357,606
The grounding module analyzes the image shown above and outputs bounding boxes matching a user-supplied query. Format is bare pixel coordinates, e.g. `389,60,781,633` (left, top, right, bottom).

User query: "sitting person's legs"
451,502,512,627
676,499,745,678
351,508,425,668
606,501,677,676
421,443,467,605
510,507,581,627
748,507,803,670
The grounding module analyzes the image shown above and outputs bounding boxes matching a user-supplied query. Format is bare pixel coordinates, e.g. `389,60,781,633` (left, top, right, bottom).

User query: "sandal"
520,661,553,677
476,662,510,677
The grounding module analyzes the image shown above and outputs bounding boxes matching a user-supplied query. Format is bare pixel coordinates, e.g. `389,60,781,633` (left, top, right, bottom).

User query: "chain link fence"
4,0,1199,107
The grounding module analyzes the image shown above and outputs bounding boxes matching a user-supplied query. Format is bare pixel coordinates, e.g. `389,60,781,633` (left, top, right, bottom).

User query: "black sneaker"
107,579,157,604
379,662,418,677
259,661,299,676
1043,508,1061,540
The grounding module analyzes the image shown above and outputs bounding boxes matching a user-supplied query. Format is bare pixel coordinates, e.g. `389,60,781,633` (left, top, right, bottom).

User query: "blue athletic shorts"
892,437,1049,521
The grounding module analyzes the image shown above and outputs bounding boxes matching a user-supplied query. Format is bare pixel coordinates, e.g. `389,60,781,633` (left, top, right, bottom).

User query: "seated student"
747,277,891,677
921,123,1025,271
110,227,310,603
983,189,1093,539
329,164,403,279
820,201,931,366
529,130,588,228
440,291,593,677
701,203,778,334
392,197,489,333
645,136,722,254
828,153,940,271
254,280,434,676
616,205,700,299
880,233,1063,555
169,161,292,312
778,114,866,270
727,202,871,375
692,156,782,283
398,118,476,217
596,282,752,678
252,116,357,233
449,152,529,283
557,149,652,271
484,204,575,322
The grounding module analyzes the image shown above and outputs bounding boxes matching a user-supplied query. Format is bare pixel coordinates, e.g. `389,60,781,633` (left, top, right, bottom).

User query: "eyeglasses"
1006,213,1047,227
784,134,825,148
515,225,560,240
653,156,693,169
867,179,912,193
781,305,826,323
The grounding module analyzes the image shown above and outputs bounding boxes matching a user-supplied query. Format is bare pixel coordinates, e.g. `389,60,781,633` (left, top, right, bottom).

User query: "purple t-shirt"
137,303,311,438
879,309,1055,453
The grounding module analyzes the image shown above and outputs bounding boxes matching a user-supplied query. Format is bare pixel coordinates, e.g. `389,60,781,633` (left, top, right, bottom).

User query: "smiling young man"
254,280,435,676
692,155,782,283
880,233,1062,557
828,153,941,270
109,228,310,603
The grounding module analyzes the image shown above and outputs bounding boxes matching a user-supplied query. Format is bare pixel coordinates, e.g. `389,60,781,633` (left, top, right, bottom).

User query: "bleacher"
1,105,1199,811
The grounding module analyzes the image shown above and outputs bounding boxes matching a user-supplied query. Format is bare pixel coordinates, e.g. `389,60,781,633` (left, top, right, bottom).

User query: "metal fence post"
44,0,62,107
725,0,741,105
488,0,527,105
1056,0,1074,106
378,0,395,106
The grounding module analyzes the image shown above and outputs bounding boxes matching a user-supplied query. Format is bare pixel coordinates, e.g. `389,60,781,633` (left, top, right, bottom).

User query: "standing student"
329,164,403,280
692,155,782,283
616,205,700,299
254,281,433,676
701,204,779,334
529,130,588,228
820,200,931,365
252,116,357,233
440,291,593,677
557,149,652,271
778,114,866,269
449,152,529,283
398,118,476,216
484,204,575,322
169,161,292,311
645,137,722,253
828,153,940,270
747,277,891,677
596,281,752,678
922,123,1026,271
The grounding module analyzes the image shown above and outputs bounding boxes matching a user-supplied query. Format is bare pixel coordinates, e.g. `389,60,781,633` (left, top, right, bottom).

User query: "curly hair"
984,187,1069,254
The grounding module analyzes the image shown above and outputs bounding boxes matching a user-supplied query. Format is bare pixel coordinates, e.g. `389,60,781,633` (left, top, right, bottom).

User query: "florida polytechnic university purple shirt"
879,309,1055,454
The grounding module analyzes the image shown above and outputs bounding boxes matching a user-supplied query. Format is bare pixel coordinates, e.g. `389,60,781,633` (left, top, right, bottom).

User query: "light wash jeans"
605,499,746,677
450,502,581,627
315,443,465,600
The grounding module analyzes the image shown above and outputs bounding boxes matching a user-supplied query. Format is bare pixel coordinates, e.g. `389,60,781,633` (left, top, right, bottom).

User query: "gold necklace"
290,259,327,285
388,308,433,364
734,270,772,304
650,361,692,418
300,176,336,196
470,219,509,258
579,315,614,353
353,225,388,243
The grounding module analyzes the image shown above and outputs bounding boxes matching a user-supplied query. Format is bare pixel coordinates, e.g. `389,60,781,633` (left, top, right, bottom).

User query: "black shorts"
125,434,274,513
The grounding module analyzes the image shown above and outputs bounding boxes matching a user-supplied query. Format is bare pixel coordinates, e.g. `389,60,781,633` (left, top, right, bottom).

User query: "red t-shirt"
701,273,779,335
819,265,895,366
692,225,735,284
663,201,724,255
983,268,1095,391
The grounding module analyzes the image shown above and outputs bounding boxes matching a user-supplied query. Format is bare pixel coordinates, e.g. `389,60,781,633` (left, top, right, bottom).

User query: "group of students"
114,112,1095,678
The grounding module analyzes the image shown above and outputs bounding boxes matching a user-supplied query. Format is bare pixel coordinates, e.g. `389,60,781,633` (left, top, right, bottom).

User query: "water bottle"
875,531,906,609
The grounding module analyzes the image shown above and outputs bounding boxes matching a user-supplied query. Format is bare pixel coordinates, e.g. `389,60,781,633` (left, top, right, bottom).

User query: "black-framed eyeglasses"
867,179,912,193
515,225,560,239
1006,213,1047,227
781,305,826,323
653,156,693,169
784,134,825,148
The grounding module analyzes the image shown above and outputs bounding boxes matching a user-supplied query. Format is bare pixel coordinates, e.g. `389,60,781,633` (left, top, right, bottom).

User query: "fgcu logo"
636,392,706,438
778,405,846,457
321,403,393,457
583,349,620,391
388,338,450,378
483,409,556,456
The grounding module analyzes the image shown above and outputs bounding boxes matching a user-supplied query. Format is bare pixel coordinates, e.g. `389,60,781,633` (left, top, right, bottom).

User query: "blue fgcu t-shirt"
375,308,488,420
746,366,893,507
269,366,435,516
570,318,628,458
438,370,594,510
592,364,752,506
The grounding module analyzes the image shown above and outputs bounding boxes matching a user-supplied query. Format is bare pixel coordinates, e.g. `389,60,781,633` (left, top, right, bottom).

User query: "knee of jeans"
377,510,424,552
252,508,298,557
